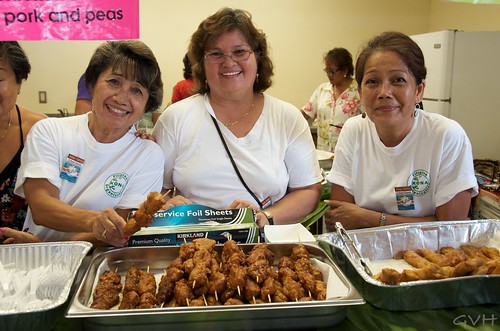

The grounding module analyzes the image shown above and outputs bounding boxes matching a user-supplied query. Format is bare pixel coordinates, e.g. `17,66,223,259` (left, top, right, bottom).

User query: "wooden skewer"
215,291,218,302
309,290,312,298
161,189,172,199
203,294,208,306
268,294,272,303
183,237,187,244
256,276,259,284
253,296,256,304
192,280,196,289
186,298,190,306
237,286,241,296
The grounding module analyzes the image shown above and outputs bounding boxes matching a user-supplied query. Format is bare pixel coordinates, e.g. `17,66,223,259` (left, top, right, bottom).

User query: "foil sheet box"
127,204,260,246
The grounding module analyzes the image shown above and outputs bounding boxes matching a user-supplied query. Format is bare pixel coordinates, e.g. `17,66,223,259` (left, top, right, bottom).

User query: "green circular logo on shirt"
408,169,430,197
104,173,129,198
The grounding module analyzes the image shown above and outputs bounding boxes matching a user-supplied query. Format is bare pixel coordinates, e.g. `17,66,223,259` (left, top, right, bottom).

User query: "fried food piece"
119,267,141,309
374,268,401,285
119,290,140,309
473,259,499,275
400,264,449,282
222,240,243,264
122,267,140,292
454,257,485,276
278,256,294,270
282,276,306,301
247,243,274,265
155,274,175,307
297,270,316,296
188,265,209,290
206,294,221,306
479,246,500,260
228,265,247,290
315,280,327,300
403,250,435,269
278,267,298,281
190,297,207,306
460,245,490,262
440,247,469,266
290,244,310,261
124,192,166,235
224,298,244,305
208,271,226,296
193,249,212,269
137,270,157,309
193,238,216,253
260,277,276,301
179,242,196,260
174,279,194,306
247,259,268,284
244,278,261,303
90,270,122,309
416,248,451,267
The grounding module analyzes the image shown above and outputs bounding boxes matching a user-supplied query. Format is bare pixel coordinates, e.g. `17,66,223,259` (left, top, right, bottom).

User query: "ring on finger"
102,229,107,239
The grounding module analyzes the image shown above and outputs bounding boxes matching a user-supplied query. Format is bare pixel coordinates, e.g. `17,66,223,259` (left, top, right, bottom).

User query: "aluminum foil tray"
318,219,500,311
66,243,364,331
0,241,92,331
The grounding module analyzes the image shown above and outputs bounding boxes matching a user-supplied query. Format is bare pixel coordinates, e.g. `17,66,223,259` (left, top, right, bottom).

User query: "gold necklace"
225,101,255,128
0,109,12,141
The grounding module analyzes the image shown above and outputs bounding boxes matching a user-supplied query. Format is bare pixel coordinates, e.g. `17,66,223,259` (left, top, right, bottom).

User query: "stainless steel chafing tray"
318,219,500,311
66,243,364,331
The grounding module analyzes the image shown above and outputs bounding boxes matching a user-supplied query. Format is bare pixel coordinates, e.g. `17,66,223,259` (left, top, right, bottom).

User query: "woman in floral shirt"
302,48,362,152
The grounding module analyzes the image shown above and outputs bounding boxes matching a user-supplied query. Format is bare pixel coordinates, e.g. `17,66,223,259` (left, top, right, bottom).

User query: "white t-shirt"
15,113,165,241
153,93,322,209
326,111,478,217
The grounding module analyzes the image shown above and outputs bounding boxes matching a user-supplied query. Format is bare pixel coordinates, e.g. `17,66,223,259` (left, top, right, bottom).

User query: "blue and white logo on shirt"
104,173,129,198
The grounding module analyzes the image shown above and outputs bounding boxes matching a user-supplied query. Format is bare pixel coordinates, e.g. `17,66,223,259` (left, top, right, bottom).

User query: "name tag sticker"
60,154,84,183
395,186,415,211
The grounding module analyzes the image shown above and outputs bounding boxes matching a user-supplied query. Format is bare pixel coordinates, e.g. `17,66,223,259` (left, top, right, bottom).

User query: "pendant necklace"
225,100,255,128
0,109,12,141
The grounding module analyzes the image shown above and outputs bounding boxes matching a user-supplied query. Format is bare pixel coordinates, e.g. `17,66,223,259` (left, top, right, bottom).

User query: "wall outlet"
39,91,47,104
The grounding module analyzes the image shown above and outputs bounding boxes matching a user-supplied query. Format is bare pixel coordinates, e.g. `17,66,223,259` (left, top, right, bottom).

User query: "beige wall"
17,0,500,115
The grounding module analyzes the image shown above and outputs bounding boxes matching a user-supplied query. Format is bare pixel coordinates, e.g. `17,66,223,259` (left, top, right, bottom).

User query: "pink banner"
0,0,139,40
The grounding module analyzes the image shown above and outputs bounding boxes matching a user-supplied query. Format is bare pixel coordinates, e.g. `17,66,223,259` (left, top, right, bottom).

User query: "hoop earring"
414,103,420,117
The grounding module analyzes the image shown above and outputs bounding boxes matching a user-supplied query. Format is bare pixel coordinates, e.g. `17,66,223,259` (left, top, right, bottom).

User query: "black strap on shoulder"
210,115,263,209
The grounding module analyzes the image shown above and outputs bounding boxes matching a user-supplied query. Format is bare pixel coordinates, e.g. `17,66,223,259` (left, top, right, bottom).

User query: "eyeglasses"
324,68,341,77
204,49,254,64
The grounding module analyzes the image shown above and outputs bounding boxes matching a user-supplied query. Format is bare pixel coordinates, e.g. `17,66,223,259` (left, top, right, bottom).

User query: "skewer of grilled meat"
124,191,167,235
90,270,123,310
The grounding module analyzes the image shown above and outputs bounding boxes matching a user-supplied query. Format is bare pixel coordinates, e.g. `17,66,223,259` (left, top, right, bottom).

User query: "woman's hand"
228,199,260,212
135,129,156,141
91,208,128,247
0,227,41,244
162,194,193,210
324,200,369,230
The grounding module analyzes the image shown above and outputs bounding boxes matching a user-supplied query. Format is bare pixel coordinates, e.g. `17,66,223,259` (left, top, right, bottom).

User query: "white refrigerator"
410,30,500,160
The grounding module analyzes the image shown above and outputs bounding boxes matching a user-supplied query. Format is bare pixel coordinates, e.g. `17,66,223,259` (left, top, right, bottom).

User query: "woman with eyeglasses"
153,7,322,230
301,48,362,153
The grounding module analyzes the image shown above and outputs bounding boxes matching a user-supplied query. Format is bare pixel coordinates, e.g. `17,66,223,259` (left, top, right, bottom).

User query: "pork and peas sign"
0,0,139,40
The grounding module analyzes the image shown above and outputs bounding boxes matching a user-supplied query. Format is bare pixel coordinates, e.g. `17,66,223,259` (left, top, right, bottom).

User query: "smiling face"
360,50,424,133
204,29,257,100
90,67,149,141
